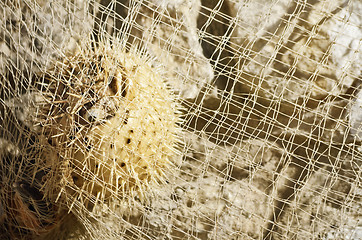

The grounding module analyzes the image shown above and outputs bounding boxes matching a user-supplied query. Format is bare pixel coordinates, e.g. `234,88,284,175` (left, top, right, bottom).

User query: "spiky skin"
40,42,179,208
0,41,179,239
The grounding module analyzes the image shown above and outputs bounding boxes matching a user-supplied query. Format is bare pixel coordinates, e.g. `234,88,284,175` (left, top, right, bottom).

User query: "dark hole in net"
108,75,119,95
72,175,78,182
108,74,128,98
87,114,96,122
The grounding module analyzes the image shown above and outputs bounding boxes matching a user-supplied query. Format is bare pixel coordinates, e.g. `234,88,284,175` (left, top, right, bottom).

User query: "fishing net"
0,0,361,239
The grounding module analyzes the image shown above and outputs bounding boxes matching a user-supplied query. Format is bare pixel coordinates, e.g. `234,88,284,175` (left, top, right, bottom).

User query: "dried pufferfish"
1,40,180,239
39,41,180,206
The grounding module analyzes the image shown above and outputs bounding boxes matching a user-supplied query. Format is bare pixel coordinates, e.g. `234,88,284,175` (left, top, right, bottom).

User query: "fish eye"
78,101,96,124
85,108,105,123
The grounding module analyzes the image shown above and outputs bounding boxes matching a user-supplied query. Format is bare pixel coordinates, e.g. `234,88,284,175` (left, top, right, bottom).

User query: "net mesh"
0,0,361,239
